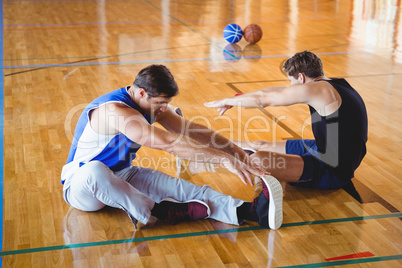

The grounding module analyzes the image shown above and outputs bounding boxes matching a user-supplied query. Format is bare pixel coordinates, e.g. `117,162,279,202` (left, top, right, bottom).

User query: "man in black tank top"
205,51,368,190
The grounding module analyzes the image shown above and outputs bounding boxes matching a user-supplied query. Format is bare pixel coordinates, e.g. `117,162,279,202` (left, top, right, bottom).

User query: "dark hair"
282,51,324,79
133,65,179,98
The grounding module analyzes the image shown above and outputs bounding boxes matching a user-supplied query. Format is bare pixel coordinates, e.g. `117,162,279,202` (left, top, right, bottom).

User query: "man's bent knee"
67,161,111,211
80,161,114,184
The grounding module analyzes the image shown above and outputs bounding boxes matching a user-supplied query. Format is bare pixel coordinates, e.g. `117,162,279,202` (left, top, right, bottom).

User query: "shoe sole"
261,175,283,230
161,197,211,219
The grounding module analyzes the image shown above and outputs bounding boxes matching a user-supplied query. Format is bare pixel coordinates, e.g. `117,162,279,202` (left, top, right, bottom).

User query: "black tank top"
309,78,368,180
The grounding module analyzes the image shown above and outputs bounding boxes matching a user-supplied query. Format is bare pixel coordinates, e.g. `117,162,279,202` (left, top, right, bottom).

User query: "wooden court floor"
2,0,402,267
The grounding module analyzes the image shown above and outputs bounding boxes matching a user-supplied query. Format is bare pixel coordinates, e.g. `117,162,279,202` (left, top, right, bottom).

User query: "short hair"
282,51,324,79
133,65,179,98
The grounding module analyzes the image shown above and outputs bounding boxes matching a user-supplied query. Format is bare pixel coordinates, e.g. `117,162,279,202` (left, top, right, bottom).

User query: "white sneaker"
261,175,283,230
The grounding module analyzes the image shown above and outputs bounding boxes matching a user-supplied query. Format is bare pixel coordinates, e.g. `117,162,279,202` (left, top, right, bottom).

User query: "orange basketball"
243,24,263,44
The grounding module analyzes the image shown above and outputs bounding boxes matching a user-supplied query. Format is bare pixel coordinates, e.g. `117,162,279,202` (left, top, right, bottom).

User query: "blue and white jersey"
61,86,154,184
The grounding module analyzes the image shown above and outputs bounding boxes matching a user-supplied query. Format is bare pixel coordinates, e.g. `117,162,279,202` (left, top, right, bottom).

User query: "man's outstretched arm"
204,83,319,116
157,106,249,161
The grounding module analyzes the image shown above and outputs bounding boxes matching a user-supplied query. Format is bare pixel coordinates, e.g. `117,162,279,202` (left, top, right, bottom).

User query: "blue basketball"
223,24,243,44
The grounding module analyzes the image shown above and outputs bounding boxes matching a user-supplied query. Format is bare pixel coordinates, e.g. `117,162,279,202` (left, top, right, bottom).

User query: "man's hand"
205,93,245,116
204,99,233,116
222,157,269,186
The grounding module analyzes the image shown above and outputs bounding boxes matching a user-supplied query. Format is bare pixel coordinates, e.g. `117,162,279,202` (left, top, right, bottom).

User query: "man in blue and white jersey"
62,65,284,230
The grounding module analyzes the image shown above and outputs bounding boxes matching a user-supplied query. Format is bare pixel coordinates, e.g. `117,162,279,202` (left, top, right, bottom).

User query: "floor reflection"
267,230,276,268
62,207,150,263
243,43,262,62
223,43,262,62
223,43,243,61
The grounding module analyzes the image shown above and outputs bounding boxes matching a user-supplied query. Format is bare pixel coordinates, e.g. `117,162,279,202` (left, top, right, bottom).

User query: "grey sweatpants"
63,161,244,226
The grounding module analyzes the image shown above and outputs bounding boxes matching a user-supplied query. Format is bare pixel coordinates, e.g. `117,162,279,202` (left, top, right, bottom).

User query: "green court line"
277,254,402,268
0,213,400,257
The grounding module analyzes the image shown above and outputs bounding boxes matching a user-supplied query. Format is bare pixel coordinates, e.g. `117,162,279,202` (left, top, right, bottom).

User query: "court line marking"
0,213,400,257
0,1,4,267
0,43,356,62
1,43,212,61
325,251,374,261
2,51,365,70
3,43,211,77
277,254,402,268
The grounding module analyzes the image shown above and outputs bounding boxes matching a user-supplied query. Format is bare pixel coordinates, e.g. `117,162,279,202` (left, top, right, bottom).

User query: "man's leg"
251,139,347,189
118,165,284,229
175,139,290,180
231,140,287,154
250,151,304,183
63,161,209,227
117,165,245,225
64,161,156,225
